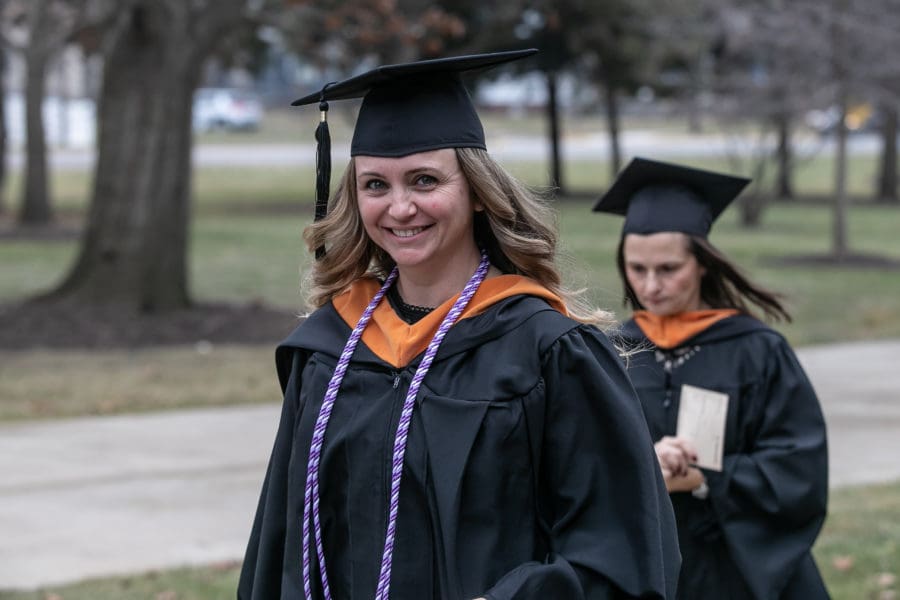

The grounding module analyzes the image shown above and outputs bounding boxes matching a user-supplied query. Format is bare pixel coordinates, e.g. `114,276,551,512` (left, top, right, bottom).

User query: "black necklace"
386,284,435,324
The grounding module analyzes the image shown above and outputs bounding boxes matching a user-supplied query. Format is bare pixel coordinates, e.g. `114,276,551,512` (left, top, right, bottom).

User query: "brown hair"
303,147,612,326
616,234,791,322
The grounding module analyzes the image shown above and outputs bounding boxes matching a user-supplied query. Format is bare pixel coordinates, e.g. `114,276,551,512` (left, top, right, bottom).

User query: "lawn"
1,479,897,600
0,561,242,600
1,152,899,422
2,155,898,341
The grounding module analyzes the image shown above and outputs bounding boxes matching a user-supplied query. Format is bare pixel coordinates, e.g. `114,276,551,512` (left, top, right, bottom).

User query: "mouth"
389,225,430,238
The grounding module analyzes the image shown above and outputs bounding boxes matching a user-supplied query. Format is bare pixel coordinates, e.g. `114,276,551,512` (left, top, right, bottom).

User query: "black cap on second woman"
592,157,750,238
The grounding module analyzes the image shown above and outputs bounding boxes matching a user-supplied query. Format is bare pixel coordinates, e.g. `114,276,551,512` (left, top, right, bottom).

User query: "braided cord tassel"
302,250,490,600
302,268,399,600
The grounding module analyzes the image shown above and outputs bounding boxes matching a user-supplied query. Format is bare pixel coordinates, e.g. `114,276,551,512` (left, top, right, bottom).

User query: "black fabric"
239,294,681,599
385,283,434,324
591,158,750,237
618,315,830,600
349,75,485,157
291,49,537,158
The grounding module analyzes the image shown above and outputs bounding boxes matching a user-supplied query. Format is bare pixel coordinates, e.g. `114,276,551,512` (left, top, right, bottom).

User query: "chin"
645,303,677,316
390,253,431,269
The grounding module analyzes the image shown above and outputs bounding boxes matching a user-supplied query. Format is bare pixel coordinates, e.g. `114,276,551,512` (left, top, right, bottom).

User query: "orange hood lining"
633,309,739,349
334,274,567,368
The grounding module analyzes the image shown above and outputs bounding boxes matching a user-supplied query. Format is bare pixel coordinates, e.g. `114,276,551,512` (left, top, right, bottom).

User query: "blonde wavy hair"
303,147,613,326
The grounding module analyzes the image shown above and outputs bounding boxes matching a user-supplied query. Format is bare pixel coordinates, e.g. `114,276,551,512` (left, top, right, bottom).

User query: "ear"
473,196,485,212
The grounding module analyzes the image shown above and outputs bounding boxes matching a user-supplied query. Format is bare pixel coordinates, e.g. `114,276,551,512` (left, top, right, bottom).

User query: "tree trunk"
53,4,201,310
545,71,565,195
774,112,795,200
686,52,709,134
19,22,53,225
876,103,898,203
737,192,765,227
832,94,849,259
0,52,7,216
738,159,767,228
601,71,622,181
50,0,245,312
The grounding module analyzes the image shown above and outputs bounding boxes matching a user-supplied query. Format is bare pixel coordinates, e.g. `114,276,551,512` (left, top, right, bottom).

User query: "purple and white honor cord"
302,250,490,600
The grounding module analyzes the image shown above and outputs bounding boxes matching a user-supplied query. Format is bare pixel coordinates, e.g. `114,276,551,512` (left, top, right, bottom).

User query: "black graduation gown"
619,314,829,600
239,294,680,599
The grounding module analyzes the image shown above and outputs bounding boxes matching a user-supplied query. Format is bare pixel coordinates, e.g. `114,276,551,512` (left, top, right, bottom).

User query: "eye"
413,173,438,187
659,264,679,273
361,178,387,192
627,264,646,275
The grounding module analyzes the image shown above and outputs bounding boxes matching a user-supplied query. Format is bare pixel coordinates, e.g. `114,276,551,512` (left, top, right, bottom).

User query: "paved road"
0,339,898,590
8,130,884,172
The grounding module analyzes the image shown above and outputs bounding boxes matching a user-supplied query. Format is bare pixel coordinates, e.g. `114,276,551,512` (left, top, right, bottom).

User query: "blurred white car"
193,88,263,132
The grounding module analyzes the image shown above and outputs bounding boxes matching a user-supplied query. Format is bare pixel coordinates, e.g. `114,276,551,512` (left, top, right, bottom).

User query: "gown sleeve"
705,336,828,599
237,350,306,599
483,326,681,600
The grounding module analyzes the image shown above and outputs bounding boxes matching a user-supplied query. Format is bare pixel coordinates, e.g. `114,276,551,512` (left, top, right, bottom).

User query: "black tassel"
314,98,331,259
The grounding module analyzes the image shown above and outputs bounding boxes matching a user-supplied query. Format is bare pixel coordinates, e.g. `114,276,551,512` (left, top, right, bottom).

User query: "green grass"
3,191,898,347
0,234,76,300
0,213,312,314
1,480,896,600
814,480,900,599
0,561,241,600
190,214,310,310
0,345,278,421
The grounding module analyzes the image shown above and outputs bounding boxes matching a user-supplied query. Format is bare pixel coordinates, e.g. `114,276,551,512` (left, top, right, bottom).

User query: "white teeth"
392,227,423,238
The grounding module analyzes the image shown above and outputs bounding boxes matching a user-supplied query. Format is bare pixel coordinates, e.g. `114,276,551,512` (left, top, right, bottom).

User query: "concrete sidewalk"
0,405,278,591
1,340,899,590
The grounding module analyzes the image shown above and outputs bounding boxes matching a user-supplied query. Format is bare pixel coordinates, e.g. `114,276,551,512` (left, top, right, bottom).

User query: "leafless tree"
0,45,8,216
857,2,900,204
48,0,252,310
1,0,90,225
656,0,900,244
814,0,900,255
876,102,898,203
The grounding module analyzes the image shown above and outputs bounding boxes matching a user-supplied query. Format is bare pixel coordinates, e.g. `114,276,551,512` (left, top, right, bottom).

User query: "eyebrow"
626,259,684,267
357,166,444,179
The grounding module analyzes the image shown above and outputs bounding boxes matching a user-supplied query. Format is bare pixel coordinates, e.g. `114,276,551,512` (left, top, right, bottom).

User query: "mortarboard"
591,157,750,238
291,49,538,257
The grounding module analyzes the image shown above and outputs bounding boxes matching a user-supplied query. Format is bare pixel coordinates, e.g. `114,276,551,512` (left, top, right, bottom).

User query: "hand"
663,466,705,493
654,436,698,478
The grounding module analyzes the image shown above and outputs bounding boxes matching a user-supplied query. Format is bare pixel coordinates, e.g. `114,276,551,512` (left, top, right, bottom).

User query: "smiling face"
355,148,482,284
622,232,707,316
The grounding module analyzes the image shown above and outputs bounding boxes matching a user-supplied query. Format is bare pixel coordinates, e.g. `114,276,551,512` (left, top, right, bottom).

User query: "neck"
396,250,486,308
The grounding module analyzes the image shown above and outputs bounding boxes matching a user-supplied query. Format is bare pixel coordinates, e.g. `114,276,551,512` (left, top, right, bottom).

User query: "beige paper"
676,384,729,472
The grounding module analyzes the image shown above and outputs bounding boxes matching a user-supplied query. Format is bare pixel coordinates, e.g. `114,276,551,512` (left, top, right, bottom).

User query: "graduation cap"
291,49,538,257
592,157,751,238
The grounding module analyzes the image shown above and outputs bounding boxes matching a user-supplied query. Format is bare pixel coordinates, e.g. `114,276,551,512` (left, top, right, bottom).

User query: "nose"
644,271,662,294
387,187,417,220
